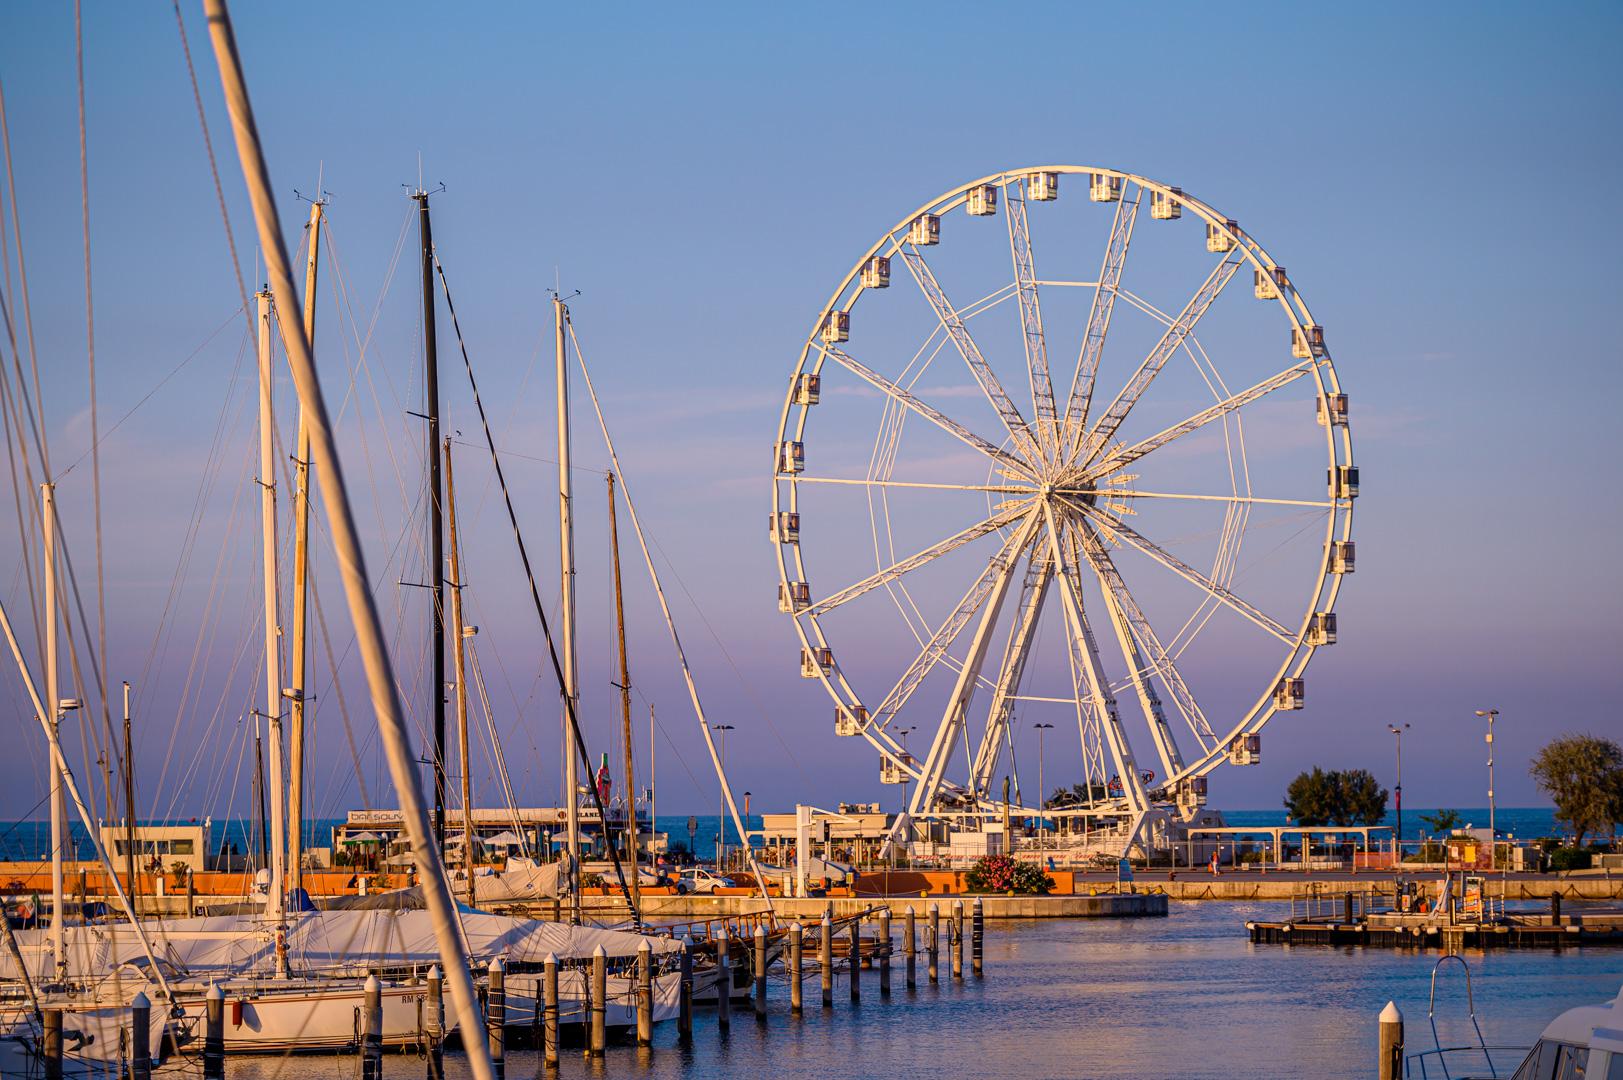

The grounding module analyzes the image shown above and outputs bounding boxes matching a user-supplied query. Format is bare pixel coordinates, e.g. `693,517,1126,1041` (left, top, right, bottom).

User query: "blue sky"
0,2,1619,824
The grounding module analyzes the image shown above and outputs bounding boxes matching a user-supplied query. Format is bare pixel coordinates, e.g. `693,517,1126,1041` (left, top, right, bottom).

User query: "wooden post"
426,964,444,1080
789,921,803,1014
131,991,152,1080
590,945,607,1055
203,983,224,1080
819,913,833,1008
677,942,693,1042
186,867,196,916
636,939,653,1046
971,897,984,978
542,953,559,1068
43,1008,62,1080
849,917,861,1002
927,903,940,983
904,905,917,990
1378,1001,1404,1080
362,974,383,1080
1551,893,1562,923
487,958,506,1080
878,908,891,996
715,928,731,1030
952,900,965,980
752,923,767,1019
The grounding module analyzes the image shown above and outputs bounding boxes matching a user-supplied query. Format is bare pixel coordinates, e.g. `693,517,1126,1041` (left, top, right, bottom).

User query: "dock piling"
849,917,862,1002
753,924,768,1020
590,944,608,1055
878,908,891,996
972,897,984,978
43,1008,61,1080
677,942,693,1042
904,905,917,990
427,964,445,1080
927,903,940,983
1378,1001,1404,1080
487,958,506,1080
789,921,804,1013
541,954,559,1070
633,940,653,1047
819,913,833,1008
362,974,383,1080
716,928,731,1030
952,900,965,981
203,983,224,1080
131,991,152,1080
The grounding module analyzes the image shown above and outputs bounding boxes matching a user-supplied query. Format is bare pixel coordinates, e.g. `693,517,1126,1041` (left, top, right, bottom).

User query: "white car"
677,868,735,895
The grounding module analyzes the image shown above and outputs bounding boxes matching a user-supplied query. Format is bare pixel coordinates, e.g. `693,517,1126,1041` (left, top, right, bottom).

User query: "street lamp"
1033,723,1054,862
896,727,916,869
710,724,734,868
1388,723,1409,862
1475,709,1499,868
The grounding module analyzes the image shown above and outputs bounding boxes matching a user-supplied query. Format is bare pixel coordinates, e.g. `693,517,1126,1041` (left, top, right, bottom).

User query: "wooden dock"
1247,909,1623,950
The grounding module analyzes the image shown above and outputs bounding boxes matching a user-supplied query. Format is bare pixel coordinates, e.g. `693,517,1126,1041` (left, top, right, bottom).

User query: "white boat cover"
1,908,681,982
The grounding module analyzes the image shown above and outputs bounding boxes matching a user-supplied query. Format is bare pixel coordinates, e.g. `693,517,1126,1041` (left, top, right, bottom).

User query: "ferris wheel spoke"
1076,252,1246,467
1004,177,1059,455
1042,501,1151,815
795,475,1027,494
1074,519,1217,769
808,502,1033,615
1087,489,1333,510
1061,186,1142,460
1074,501,1295,644
906,512,1043,820
1083,361,1313,479
897,246,1043,464
871,519,1037,733
820,344,1035,478
968,544,1054,801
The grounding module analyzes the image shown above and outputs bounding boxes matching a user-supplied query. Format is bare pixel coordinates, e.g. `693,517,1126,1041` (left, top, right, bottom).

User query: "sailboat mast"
416,191,448,853
554,297,580,922
255,289,288,918
287,198,323,894
443,437,476,908
122,681,136,904
42,482,65,975
607,473,640,909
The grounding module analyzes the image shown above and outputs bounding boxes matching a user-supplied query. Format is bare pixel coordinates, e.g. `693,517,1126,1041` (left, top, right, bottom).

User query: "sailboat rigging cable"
430,254,640,927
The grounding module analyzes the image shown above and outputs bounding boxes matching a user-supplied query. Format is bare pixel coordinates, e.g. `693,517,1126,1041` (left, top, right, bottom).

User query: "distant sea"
0,807,1566,866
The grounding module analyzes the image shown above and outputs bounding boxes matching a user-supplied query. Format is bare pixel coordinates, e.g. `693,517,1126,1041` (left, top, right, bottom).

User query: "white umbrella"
342,831,383,844
483,831,525,847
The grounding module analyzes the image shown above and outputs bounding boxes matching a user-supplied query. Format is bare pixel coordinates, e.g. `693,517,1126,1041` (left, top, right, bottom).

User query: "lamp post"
896,727,915,868
711,724,733,868
1033,723,1054,862
1388,723,1409,864
1475,709,1499,868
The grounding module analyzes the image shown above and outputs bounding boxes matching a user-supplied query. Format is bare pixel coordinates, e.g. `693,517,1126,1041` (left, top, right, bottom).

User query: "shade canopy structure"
482,831,525,847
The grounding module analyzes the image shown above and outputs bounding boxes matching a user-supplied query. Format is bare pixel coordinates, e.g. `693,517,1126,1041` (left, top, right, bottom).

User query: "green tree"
1284,767,1390,826
1530,734,1623,847
1419,809,1462,835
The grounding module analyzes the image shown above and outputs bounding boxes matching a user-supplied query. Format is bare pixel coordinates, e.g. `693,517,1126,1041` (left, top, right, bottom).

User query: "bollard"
849,918,861,1002
677,941,693,1042
1378,1001,1404,1080
716,928,731,1030
487,958,506,1080
543,953,560,1069
753,924,768,1020
426,964,445,1080
927,903,940,983
131,991,152,1080
43,1008,62,1080
819,914,833,1009
636,939,654,1047
878,908,892,997
904,906,917,990
953,900,965,981
203,983,224,1080
362,974,383,1080
972,897,984,978
590,945,607,1055
789,921,804,1014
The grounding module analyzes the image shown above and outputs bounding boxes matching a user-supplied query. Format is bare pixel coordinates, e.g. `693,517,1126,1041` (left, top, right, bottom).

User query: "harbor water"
207,899,1622,1080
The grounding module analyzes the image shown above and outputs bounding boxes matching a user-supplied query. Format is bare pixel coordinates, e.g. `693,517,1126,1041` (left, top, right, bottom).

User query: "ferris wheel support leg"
969,548,1053,800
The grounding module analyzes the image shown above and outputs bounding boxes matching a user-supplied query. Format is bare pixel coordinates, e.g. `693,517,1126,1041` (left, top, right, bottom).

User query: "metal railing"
1404,1045,1528,1079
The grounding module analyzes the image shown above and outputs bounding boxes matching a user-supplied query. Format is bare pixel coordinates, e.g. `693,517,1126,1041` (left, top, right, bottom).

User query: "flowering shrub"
965,854,1054,895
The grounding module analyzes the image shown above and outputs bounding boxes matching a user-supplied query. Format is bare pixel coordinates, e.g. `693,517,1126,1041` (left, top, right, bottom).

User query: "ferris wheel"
771,166,1355,849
